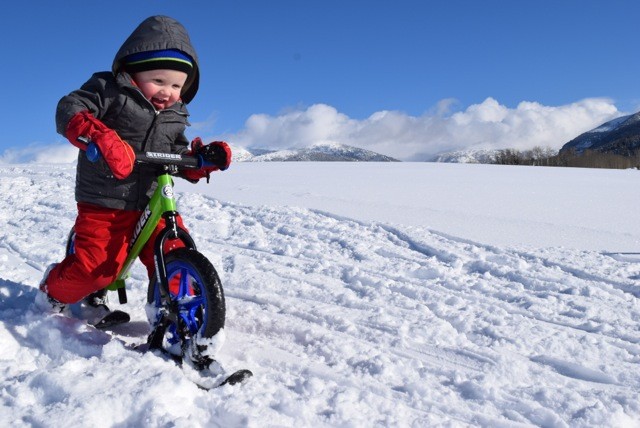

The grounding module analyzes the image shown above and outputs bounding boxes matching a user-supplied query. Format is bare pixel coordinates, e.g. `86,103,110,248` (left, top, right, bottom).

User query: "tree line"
490,146,640,169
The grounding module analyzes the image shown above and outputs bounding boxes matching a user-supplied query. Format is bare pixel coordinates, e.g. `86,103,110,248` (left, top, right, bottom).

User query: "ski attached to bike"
185,366,254,390
129,340,253,389
68,297,131,330
92,309,131,330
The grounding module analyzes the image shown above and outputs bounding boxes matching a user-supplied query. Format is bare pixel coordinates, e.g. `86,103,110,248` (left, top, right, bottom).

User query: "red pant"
44,203,186,304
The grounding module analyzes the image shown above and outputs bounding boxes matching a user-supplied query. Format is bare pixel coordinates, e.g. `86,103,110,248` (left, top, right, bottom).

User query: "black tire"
65,227,76,256
147,248,225,349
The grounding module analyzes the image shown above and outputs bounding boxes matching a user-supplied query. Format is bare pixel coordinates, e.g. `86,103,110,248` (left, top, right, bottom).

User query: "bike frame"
107,170,195,304
76,138,209,307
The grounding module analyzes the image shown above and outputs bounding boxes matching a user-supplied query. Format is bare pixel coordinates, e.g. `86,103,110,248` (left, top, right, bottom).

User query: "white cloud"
0,143,77,164
1,98,623,164
233,104,355,149
218,97,622,161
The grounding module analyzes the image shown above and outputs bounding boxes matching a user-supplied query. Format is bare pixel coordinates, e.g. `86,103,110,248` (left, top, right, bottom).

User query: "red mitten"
200,141,232,171
181,138,230,183
66,111,135,180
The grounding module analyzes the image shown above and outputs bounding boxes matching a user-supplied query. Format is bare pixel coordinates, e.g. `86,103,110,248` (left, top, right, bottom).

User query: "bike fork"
153,211,196,305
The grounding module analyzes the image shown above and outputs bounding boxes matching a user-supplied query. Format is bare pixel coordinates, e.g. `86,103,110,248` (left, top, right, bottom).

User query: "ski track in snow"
1,164,639,427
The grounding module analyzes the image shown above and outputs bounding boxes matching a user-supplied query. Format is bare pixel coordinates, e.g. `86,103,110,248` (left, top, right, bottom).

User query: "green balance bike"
67,139,251,386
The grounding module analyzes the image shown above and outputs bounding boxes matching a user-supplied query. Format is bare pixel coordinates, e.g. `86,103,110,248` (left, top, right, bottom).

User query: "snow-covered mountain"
430,148,498,163
234,142,399,162
227,145,254,162
560,112,640,155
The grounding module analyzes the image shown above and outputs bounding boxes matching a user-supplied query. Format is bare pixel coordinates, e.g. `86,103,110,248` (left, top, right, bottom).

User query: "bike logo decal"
146,152,182,160
130,206,152,249
162,185,174,199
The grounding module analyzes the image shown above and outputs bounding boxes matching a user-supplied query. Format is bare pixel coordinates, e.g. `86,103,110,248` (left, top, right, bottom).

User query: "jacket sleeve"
55,72,115,137
173,132,191,154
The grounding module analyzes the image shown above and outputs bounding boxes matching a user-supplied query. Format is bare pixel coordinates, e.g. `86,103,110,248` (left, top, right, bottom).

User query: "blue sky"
1,0,638,162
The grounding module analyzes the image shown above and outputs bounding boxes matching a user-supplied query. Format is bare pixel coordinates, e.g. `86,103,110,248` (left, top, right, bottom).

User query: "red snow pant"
43,202,187,304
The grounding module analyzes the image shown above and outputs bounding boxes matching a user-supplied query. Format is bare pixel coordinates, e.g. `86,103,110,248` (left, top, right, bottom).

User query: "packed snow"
1,161,639,427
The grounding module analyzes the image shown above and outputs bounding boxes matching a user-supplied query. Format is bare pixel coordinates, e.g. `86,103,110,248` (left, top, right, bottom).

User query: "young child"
38,15,231,310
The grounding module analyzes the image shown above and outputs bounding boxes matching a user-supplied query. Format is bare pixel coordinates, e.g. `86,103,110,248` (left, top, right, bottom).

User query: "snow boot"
34,289,67,313
84,288,108,308
35,263,67,313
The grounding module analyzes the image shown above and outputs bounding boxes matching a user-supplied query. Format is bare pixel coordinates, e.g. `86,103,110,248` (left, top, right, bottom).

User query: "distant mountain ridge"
560,112,640,156
233,142,400,162
430,149,498,164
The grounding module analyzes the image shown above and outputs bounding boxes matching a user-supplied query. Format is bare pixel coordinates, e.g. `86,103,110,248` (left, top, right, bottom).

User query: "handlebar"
136,151,200,169
77,136,207,170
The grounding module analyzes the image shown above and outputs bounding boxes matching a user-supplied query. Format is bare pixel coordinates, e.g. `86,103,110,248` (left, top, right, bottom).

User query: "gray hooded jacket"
56,16,201,210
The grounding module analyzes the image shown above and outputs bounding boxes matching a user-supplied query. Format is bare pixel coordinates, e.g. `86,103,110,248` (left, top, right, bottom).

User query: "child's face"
132,69,189,110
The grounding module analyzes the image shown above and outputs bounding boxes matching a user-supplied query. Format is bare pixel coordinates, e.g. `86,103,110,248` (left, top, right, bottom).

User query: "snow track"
1,164,639,426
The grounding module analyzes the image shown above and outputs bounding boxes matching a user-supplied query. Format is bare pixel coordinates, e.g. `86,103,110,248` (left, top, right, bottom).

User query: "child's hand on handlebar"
181,138,232,183
66,111,135,180
192,138,231,171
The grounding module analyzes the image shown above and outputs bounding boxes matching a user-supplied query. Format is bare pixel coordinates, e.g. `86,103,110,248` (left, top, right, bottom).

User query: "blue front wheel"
147,248,225,357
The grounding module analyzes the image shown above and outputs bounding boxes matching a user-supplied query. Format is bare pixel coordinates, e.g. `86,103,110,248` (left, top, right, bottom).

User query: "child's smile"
132,69,188,110
150,95,170,110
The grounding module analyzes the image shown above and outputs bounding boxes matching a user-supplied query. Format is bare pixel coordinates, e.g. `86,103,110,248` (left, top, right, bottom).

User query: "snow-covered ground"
1,162,639,427
179,162,639,252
